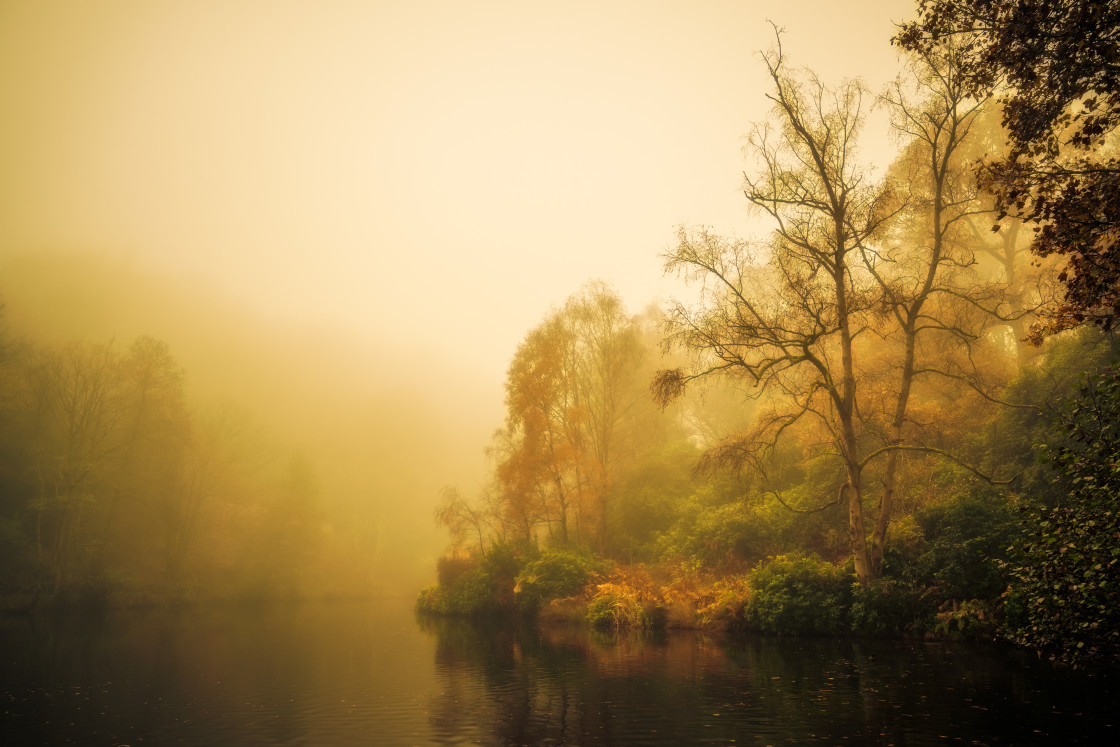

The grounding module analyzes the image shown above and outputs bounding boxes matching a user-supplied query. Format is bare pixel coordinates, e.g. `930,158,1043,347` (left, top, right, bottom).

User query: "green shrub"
909,487,1017,604
657,501,769,569
745,554,853,635
850,578,932,635
416,543,524,617
415,584,443,614
654,482,847,571
415,568,499,617
1004,362,1120,665
436,555,477,587
515,548,603,612
480,544,521,597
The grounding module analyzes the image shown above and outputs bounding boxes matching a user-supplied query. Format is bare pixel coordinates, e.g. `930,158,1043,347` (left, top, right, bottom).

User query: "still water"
1,598,1116,745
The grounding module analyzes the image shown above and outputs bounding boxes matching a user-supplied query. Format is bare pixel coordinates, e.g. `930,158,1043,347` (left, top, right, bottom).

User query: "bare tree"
655,35,895,584
24,342,126,589
434,485,494,558
655,35,1029,584
867,38,990,574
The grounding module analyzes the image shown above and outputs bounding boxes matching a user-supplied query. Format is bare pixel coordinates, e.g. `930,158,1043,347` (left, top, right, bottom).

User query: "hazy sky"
1,0,914,392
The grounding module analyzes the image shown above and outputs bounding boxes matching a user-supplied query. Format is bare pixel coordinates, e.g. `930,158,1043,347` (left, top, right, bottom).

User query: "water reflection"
419,615,1120,745
0,602,1116,745
1,601,445,745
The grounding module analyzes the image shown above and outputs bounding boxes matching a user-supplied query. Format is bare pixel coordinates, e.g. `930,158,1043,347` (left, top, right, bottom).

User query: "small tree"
434,485,493,558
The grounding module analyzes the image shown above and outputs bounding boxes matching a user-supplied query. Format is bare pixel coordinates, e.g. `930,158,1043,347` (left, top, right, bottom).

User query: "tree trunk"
554,475,569,545
871,325,917,576
845,474,874,585
836,238,875,586
597,492,608,556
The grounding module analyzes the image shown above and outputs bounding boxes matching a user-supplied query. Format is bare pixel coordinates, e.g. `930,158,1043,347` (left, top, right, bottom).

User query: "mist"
0,251,494,599
0,0,914,605
4,1,1120,744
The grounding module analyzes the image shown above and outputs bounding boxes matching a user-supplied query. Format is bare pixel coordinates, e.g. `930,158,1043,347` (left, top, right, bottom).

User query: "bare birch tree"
654,36,895,584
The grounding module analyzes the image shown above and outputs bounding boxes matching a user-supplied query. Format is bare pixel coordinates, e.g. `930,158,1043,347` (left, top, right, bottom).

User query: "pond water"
1,598,1116,745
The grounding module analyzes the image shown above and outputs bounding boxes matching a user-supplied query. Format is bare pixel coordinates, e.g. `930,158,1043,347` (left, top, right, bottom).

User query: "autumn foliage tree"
497,282,644,553
497,314,578,545
436,282,654,558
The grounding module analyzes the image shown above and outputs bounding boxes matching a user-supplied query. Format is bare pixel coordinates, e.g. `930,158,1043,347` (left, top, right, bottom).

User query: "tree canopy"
897,0,1120,336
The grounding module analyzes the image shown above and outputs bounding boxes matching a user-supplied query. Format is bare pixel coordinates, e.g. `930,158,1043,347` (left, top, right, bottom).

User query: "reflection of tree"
419,616,808,744
418,615,1115,744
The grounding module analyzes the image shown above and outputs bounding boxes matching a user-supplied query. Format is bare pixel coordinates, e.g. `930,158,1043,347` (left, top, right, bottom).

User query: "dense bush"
990,330,1120,502
932,599,1000,641
850,578,932,635
515,548,604,612
586,584,644,629
584,566,667,629
855,486,1016,636
908,487,1018,604
417,544,523,618
436,555,477,588
744,554,853,635
1004,363,1120,665
694,576,751,630
656,499,768,569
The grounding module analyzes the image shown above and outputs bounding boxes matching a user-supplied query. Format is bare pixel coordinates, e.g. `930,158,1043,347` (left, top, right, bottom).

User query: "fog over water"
0,0,913,589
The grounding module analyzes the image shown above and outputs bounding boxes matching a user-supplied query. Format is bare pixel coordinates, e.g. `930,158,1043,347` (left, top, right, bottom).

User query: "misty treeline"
425,26,1120,665
0,320,382,607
